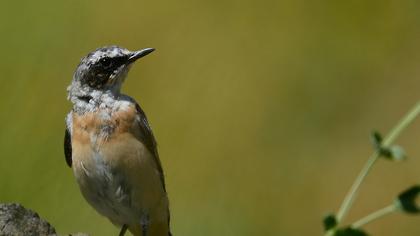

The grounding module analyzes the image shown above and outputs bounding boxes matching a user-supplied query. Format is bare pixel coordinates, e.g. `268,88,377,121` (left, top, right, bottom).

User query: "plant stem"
335,101,420,223
336,152,379,222
382,101,420,146
351,204,397,228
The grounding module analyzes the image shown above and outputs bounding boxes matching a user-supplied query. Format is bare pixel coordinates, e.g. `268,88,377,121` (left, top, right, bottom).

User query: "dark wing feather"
135,103,166,191
64,128,72,167
135,103,171,233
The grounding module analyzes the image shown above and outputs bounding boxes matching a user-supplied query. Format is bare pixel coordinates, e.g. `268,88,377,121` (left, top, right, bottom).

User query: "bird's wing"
134,103,166,191
64,128,72,167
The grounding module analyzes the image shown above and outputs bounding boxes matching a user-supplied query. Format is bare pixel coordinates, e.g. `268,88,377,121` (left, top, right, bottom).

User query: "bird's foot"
119,224,128,236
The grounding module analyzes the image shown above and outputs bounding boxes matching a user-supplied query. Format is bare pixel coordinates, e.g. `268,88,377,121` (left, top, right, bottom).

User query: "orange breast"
71,104,138,146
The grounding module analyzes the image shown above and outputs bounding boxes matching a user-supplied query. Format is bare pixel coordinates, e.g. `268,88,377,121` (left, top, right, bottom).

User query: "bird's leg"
142,224,148,236
140,214,150,236
119,224,128,236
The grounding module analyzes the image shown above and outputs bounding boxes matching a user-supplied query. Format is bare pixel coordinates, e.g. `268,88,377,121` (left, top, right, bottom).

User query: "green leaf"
370,131,392,159
334,227,369,236
378,147,392,159
397,185,420,214
370,131,407,161
323,214,337,231
370,131,382,149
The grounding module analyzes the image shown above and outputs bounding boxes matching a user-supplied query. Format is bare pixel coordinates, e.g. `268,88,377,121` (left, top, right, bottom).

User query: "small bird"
64,46,171,236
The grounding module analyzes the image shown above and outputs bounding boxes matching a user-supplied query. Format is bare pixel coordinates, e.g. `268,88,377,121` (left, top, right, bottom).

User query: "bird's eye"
99,57,112,68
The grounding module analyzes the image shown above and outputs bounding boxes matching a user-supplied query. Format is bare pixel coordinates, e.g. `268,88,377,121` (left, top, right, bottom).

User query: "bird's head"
68,45,154,103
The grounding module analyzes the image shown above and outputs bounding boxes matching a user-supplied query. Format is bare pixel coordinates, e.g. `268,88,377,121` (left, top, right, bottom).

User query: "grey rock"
0,203,56,236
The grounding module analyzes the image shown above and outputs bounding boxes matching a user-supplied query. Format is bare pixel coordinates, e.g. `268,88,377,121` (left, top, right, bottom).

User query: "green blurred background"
0,0,420,235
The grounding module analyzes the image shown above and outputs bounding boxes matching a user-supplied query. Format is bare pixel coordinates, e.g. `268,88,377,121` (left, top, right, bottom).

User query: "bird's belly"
71,132,167,227
72,149,140,225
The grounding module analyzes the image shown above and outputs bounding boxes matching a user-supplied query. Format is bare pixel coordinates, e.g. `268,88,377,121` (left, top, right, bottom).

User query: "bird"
64,45,171,236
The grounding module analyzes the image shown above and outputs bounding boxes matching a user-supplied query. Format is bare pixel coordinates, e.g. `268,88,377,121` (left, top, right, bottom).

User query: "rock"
0,203,56,236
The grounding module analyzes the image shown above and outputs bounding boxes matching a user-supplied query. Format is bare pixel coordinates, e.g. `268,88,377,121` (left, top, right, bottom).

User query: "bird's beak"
128,48,155,63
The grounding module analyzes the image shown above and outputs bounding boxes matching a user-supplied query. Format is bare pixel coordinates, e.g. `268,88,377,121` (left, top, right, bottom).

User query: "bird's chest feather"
71,101,137,146
70,104,143,222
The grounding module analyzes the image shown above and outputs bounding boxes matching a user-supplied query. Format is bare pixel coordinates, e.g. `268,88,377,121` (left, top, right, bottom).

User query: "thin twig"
351,204,397,228
336,152,379,222
335,101,420,223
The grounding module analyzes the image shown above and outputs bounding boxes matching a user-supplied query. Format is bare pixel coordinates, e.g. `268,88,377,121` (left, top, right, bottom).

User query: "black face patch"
82,55,129,89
